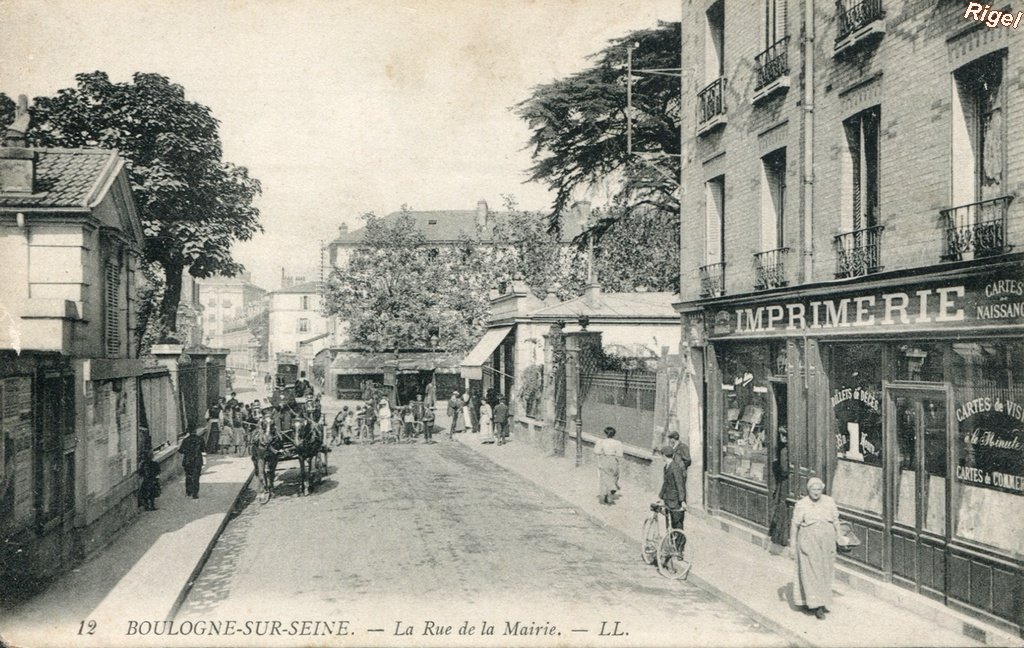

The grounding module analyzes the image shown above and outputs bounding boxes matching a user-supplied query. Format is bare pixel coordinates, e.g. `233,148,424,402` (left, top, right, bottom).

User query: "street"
177,436,786,647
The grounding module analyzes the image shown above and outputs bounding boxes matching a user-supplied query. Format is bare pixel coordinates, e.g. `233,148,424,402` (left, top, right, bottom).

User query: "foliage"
516,364,544,418
1,72,262,336
515,23,680,227
0,94,14,132
591,203,679,292
136,261,168,354
324,210,493,353
489,197,587,299
246,308,270,361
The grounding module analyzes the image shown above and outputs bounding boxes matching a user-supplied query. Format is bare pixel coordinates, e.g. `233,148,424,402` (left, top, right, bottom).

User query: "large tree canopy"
1,72,262,338
515,23,680,228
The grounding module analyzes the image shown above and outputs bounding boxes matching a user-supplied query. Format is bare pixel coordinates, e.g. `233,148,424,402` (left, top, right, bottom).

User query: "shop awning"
460,326,513,381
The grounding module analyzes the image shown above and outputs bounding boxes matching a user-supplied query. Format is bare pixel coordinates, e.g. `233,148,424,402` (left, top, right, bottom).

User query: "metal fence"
581,370,657,450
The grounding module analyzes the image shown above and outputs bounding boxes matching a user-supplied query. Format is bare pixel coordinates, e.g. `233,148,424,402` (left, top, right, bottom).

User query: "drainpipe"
801,0,816,282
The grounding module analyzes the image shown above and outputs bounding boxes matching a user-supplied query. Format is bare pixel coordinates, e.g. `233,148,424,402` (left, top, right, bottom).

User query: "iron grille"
755,37,790,90
834,225,884,278
940,196,1013,260
698,77,727,125
836,0,884,41
699,262,726,297
754,247,790,290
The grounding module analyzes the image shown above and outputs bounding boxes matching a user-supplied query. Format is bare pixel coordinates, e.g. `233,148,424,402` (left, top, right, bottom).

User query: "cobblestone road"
179,440,788,647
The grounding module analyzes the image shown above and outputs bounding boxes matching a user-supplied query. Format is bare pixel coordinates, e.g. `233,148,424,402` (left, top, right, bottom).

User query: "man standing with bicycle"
659,444,690,536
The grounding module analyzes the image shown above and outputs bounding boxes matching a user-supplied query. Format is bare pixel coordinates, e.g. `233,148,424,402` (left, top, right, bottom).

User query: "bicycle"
640,501,692,580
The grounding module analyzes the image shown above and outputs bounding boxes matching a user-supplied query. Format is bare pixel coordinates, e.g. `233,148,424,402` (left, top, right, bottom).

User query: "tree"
1,72,262,336
246,308,269,362
324,210,492,353
515,23,680,228
591,203,679,292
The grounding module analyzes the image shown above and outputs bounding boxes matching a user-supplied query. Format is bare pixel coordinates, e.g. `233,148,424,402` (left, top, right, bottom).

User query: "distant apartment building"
676,0,1023,633
197,272,266,349
267,281,330,377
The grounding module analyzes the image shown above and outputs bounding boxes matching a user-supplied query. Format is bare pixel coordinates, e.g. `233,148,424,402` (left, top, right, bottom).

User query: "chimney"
0,95,34,194
583,282,602,308
476,199,488,230
338,223,349,236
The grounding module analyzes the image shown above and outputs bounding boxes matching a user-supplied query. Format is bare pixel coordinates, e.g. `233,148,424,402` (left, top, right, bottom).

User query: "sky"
0,0,679,290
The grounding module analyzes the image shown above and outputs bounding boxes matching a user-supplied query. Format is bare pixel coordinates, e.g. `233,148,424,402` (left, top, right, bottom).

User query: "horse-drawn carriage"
250,395,329,503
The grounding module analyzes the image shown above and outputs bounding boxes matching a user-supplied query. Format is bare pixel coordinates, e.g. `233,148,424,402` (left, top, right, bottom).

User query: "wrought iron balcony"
698,77,727,129
940,196,1014,261
755,37,790,91
699,262,726,298
836,0,884,41
834,225,884,278
754,247,790,290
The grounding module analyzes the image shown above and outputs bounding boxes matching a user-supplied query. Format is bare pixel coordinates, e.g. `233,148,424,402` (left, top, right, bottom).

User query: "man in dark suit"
178,428,205,499
659,445,689,533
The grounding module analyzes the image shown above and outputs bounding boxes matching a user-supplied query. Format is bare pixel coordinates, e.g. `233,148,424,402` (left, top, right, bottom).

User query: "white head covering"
806,476,825,490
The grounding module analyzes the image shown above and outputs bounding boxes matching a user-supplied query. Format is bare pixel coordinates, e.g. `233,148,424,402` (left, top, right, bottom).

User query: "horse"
250,416,280,504
288,416,326,496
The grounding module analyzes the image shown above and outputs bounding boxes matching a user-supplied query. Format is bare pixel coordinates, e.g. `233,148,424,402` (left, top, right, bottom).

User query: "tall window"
705,176,726,265
104,261,121,357
952,52,1005,205
297,318,310,333
301,295,311,310
760,149,786,251
841,106,881,232
762,0,787,49
705,1,725,82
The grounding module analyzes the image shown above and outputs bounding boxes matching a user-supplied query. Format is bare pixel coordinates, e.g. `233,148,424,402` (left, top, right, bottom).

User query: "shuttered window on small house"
105,261,121,357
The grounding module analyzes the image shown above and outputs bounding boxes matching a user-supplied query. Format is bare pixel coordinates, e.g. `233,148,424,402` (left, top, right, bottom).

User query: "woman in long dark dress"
137,451,161,511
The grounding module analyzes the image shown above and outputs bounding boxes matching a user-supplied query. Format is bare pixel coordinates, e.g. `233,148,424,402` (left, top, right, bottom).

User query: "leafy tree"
1,72,262,335
246,308,270,362
591,203,679,292
515,23,680,227
325,210,491,353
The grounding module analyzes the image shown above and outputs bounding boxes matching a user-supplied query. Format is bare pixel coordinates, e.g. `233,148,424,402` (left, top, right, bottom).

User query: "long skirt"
479,415,493,442
793,522,836,609
453,411,465,432
597,455,620,497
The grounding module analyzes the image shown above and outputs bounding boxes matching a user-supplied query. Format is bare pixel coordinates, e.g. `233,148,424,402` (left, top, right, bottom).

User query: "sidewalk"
0,455,253,648
451,429,1021,648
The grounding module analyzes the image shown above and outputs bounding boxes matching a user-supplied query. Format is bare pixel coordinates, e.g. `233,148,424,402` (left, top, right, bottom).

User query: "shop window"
718,344,770,484
829,343,884,515
950,340,1024,553
891,342,944,383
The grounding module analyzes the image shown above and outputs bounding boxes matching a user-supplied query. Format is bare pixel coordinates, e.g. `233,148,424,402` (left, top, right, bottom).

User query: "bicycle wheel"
657,529,691,580
640,516,660,565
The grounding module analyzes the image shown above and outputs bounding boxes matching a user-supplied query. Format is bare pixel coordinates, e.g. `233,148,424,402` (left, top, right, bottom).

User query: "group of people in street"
446,389,509,444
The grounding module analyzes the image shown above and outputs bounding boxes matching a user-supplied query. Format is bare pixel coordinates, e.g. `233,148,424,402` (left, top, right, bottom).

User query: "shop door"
888,389,949,601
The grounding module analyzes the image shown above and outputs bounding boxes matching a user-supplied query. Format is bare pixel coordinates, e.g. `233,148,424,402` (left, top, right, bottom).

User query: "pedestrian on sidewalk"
658,445,688,533
479,399,494,443
462,391,476,432
205,399,224,454
790,476,841,620
137,450,161,510
178,428,205,499
448,391,464,438
493,397,509,445
378,397,392,442
594,426,623,504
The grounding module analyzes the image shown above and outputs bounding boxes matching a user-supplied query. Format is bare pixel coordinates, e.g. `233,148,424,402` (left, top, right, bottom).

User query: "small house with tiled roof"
0,97,176,588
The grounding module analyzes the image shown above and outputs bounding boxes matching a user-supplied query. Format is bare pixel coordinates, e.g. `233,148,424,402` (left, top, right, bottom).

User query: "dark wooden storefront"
692,260,1024,635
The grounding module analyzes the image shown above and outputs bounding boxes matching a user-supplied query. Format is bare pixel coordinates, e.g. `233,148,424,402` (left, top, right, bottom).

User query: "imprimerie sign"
710,270,1024,337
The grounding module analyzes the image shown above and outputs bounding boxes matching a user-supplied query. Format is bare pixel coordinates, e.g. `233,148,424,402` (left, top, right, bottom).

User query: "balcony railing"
754,247,790,290
698,77,727,126
699,262,726,298
836,0,884,41
940,196,1014,261
834,225,884,278
755,37,790,90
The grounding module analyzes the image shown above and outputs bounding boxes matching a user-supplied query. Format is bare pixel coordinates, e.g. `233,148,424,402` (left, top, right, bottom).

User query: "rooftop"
0,148,122,210
271,280,321,294
527,289,679,320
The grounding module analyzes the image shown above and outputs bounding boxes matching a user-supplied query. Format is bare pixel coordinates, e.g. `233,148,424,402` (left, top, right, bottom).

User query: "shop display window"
829,343,884,515
892,342,944,383
951,340,1024,553
717,345,770,484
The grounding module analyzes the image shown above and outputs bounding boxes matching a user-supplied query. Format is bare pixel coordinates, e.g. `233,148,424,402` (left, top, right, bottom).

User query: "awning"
459,326,513,381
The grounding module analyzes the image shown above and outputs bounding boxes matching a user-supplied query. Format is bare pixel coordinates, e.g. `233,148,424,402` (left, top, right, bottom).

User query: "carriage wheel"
656,530,691,580
640,516,659,565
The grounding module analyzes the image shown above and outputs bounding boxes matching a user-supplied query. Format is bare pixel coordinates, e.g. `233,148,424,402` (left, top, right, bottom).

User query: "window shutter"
705,178,725,265
105,262,121,357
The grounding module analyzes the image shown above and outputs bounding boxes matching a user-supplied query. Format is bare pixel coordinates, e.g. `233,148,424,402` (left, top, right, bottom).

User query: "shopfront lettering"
956,395,1024,496
963,428,1024,451
733,287,965,334
831,387,880,412
711,271,1024,338
958,397,1024,424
